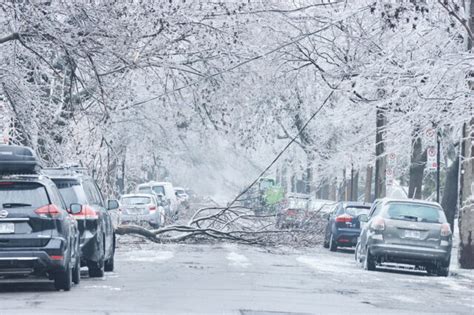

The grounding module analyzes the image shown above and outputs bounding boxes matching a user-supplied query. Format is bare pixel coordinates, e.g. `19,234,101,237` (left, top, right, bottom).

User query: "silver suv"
356,198,452,276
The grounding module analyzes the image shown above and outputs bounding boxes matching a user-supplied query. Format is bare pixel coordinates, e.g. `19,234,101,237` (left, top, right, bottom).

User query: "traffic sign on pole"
427,146,437,172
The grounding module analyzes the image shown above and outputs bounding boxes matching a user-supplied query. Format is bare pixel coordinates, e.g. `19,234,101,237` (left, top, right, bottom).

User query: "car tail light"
441,223,451,236
72,206,98,220
50,255,63,261
286,209,297,216
371,217,385,231
35,205,62,218
149,206,157,214
335,214,353,223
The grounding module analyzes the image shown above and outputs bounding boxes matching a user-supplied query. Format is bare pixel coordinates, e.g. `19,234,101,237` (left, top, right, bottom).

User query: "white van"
136,181,179,219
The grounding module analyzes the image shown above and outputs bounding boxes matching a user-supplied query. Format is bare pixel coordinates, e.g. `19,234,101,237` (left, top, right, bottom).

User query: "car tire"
364,248,376,271
54,264,72,291
104,256,114,272
437,266,449,277
355,242,360,262
329,233,337,252
323,238,329,248
72,257,81,285
88,260,104,278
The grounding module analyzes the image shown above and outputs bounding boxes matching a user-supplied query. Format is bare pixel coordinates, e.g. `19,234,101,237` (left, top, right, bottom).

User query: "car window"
369,202,381,218
138,186,152,194
287,198,308,209
121,196,152,206
93,181,105,206
336,203,345,215
52,179,88,205
0,182,50,209
48,186,66,210
345,206,370,216
83,180,102,206
152,185,165,195
385,202,445,223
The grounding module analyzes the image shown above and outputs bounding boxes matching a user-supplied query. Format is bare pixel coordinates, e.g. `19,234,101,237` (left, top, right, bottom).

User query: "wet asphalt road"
0,239,473,315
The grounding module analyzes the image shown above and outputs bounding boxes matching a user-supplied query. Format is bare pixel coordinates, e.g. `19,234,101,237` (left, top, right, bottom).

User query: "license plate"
0,223,14,234
405,230,421,239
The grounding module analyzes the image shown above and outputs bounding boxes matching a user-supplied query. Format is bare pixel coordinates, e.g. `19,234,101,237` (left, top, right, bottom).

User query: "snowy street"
1,239,473,315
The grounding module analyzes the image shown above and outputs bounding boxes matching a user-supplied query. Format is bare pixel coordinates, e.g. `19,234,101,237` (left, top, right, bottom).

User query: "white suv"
136,182,179,220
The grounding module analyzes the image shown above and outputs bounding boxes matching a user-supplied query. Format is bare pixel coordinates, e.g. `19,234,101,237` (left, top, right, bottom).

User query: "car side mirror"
358,214,368,223
107,199,119,211
69,203,82,214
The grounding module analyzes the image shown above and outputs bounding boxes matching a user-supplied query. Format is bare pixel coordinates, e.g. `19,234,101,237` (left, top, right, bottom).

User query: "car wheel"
104,255,114,272
364,248,376,271
54,264,72,291
88,260,104,278
355,242,360,262
72,257,81,285
437,265,449,277
323,237,329,248
329,233,337,252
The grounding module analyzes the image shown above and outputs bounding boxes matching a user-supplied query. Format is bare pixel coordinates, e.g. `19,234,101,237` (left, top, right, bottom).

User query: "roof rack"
42,165,89,177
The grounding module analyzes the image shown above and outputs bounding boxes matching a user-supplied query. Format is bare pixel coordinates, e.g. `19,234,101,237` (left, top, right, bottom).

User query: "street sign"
427,146,437,171
386,168,394,186
424,128,436,146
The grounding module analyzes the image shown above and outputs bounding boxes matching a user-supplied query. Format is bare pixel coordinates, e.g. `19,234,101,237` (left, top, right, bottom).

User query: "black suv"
44,168,119,277
0,145,81,291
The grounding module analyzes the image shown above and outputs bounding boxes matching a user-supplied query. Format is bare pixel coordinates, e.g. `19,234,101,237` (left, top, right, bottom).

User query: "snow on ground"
121,249,175,263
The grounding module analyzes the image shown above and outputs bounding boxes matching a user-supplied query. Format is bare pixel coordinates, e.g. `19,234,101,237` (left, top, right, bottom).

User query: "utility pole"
436,132,441,203
374,106,387,199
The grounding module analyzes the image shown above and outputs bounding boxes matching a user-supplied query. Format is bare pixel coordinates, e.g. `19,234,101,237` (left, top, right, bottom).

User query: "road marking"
122,250,174,263
227,252,251,268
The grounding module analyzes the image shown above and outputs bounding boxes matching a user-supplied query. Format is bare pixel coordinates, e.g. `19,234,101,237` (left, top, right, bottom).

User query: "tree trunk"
329,179,336,201
441,158,459,231
364,166,373,202
374,108,387,199
408,133,426,199
459,119,474,269
459,0,474,269
352,170,359,201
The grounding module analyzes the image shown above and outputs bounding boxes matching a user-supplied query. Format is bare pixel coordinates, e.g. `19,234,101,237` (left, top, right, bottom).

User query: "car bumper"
121,213,159,225
369,243,451,264
334,228,360,247
0,238,67,276
80,230,102,264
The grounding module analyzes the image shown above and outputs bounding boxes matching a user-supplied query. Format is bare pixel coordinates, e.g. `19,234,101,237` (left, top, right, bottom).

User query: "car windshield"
121,196,152,206
175,189,185,195
287,198,308,209
386,203,444,223
52,179,88,205
0,182,49,209
345,206,370,217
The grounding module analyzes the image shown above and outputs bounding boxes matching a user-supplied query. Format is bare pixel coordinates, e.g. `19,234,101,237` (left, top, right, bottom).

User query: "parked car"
323,201,371,251
356,198,452,276
44,167,119,277
0,145,81,291
119,193,165,228
137,181,179,220
276,195,309,229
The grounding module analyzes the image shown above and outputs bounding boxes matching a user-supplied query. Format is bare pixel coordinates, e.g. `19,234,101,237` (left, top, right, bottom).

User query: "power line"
225,84,338,210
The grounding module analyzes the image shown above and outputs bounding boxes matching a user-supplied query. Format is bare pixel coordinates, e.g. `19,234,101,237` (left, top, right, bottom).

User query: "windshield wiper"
2,203,32,208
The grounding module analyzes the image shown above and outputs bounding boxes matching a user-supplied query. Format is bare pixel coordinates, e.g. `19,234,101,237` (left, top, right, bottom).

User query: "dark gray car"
356,198,452,276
